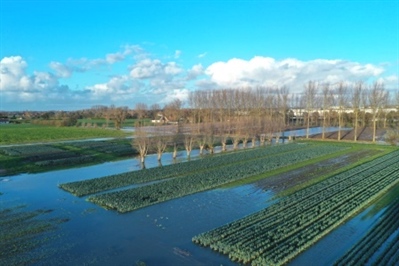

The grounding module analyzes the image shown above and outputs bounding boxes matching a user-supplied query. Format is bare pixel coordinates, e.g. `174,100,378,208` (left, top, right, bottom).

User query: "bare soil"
255,148,382,193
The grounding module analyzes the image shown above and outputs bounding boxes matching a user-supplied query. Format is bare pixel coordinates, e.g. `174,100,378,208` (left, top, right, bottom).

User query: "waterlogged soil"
255,148,382,193
0,143,395,266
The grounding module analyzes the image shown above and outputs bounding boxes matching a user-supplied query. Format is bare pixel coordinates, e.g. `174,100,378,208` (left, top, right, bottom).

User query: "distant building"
0,117,9,124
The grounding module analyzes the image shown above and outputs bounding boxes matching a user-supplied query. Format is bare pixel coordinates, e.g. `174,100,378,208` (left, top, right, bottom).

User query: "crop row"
335,199,399,266
0,145,65,156
86,144,346,212
68,140,134,154
34,155,94,167
60,143,334,196
375,232,399,266
195,150,399,245
192,150,399,265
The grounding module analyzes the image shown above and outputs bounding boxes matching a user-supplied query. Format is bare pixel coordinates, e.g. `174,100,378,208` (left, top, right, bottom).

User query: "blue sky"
1,0,398,111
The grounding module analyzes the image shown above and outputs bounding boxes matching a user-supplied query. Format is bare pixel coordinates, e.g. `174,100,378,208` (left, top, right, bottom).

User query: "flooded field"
1,139,397,265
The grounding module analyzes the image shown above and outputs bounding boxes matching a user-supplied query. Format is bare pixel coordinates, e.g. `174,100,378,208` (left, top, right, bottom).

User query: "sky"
0,0,398,111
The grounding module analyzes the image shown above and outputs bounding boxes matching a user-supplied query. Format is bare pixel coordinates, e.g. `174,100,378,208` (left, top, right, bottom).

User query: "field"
192,149,399,265
0,138,137,176
0,123,128,145
77,118,152,128
1,137,398,265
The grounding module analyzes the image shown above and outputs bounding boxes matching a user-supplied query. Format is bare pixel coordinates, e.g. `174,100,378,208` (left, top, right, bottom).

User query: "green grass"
0,124,129,145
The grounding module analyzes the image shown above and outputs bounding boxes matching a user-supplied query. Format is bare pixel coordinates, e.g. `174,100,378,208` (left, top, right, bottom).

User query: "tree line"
131,81,399,166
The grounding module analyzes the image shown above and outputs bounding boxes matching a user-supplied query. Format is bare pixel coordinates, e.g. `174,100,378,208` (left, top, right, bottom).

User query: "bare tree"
133,127,150,168
184,129,195,158
352,82,363,141
164,98,183,122
304,81,318,139
153,125,168,162
113,106,128,130
336,82,348,141
321,83,332,139
368,82,386,142
135,102,148,126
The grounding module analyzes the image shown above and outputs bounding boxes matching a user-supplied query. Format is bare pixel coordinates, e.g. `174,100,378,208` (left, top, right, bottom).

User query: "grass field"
0,124,129,145
77,118,152,128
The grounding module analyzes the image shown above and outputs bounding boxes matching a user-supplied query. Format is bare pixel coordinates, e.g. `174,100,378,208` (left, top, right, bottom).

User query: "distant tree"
321,83,332,139
368,82,386,142
304,81,318,139
113,106,128,130
352,82,363,141
336,82,348,141
135,102,148,126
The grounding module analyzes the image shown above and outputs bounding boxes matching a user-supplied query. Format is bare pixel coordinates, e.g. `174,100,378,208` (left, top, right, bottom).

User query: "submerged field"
1,139,398,265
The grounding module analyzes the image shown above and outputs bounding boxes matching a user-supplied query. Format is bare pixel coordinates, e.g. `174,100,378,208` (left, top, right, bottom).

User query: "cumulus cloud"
186,64,204,80
86,75,140,102
205,56,386,92
2,51,397,111
49,45,143,78
130,59,183,79
0,56,62,102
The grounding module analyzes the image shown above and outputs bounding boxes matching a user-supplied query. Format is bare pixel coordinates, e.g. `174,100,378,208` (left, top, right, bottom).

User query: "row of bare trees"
132,81,398,166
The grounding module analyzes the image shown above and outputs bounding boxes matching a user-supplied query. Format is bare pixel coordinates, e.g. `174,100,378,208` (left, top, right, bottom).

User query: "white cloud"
49,45,144,78
174,50,182,59
130,59,182,79
187,64,204,80
198,52,207,58
0,56,67,103
2,51,396,111
86,75,139,101
205,56,387,92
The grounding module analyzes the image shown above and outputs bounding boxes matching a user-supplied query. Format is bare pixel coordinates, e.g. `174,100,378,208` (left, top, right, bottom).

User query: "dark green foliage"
192,150,399,265
87,144,346,213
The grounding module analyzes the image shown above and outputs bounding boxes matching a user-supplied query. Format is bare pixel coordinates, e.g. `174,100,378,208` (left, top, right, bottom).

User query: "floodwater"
1,150,274,265
1,126,395,266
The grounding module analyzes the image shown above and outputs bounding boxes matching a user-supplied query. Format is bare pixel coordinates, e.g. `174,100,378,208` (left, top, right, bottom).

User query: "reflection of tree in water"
0,203,69,265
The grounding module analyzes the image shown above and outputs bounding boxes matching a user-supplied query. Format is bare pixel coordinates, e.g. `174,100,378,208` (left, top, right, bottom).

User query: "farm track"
86,144,346,212
60,143,317,196
192,149,399,265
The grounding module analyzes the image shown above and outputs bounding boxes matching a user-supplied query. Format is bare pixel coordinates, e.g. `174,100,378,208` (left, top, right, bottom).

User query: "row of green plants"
34,155,94,167
67,140,135,156
60,143,308,196
335,199,399,266
0,139,137,176
192,149,399,265
0,145,65,157
0,144,85,165
85,144,346,213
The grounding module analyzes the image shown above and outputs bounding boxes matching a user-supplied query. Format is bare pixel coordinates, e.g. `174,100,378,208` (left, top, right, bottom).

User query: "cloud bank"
1,49,397,110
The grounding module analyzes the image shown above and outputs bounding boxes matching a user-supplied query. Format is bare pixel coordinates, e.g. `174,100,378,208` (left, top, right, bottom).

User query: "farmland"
65,143,348,212
192,149,399,265
0,138,136,176
1,137,398,265
0,123,128,145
